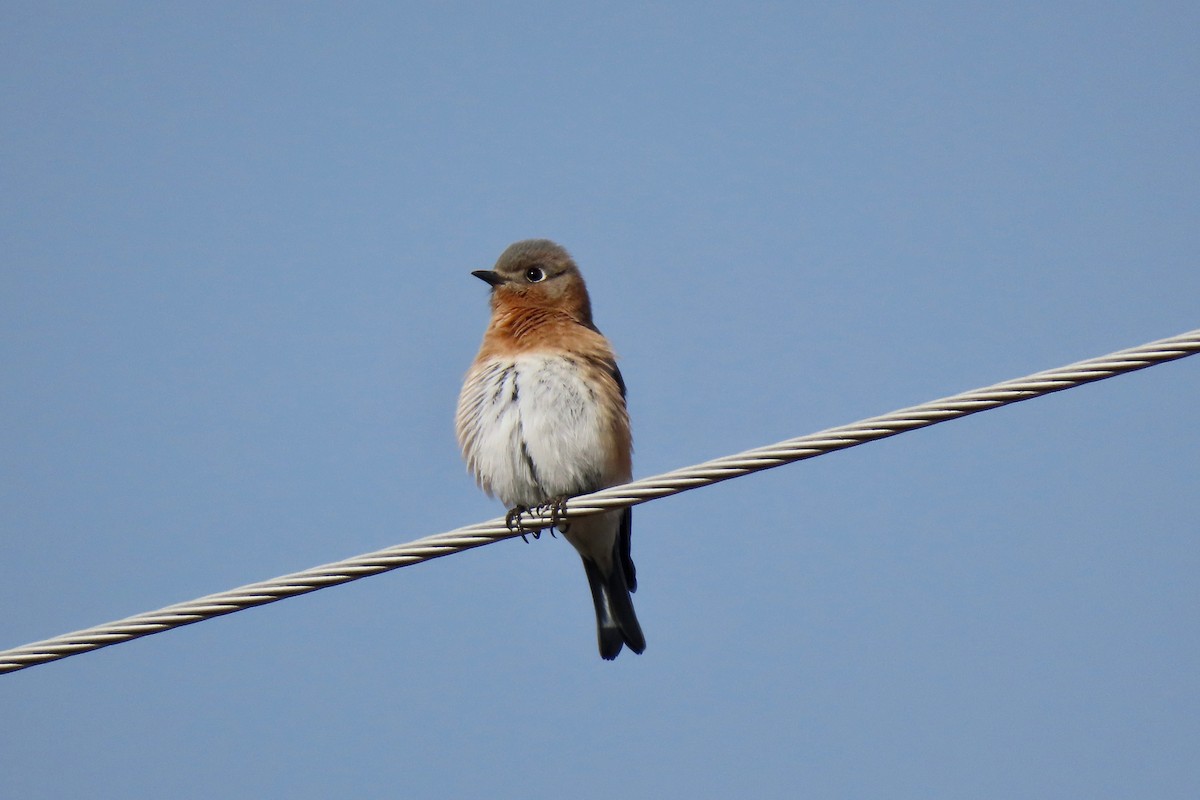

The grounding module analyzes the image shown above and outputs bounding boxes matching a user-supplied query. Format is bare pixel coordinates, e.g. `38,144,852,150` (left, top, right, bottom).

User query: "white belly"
459,353,610,507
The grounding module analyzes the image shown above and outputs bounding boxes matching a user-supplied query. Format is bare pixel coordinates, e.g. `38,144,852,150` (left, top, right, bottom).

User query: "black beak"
471,270,505,287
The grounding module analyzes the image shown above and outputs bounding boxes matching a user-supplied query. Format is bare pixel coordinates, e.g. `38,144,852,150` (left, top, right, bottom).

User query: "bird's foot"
538,495,572,536
509,496,572,541
505,505,532,543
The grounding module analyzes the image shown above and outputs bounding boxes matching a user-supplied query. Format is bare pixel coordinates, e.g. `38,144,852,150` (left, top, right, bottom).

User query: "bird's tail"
580,508,645,660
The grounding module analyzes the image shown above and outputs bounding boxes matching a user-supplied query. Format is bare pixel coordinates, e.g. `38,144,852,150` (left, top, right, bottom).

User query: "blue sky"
2,3,1198,797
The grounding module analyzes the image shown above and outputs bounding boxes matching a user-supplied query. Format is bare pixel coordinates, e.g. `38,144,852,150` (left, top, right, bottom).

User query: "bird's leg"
505,505,532,543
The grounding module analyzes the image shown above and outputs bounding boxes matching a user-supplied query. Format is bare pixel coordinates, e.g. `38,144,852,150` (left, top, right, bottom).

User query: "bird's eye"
525,267,546,283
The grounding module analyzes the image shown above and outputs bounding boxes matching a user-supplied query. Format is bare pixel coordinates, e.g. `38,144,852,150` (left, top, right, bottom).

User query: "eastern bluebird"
456,239,646,660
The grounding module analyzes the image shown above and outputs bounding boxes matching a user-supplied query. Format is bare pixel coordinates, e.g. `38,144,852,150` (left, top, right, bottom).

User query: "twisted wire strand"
3,328,1197,674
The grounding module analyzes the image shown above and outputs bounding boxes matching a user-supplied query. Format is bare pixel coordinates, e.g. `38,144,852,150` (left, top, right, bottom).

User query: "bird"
456,239,646,660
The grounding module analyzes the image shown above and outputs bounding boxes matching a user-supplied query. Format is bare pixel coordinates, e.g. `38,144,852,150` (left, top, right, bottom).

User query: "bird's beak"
471,270,505,287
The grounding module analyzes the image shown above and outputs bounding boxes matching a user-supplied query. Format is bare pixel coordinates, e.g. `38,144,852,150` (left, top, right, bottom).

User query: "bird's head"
472,239,593,324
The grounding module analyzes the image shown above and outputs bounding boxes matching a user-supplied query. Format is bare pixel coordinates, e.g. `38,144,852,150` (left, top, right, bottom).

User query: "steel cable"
2,327,1197,674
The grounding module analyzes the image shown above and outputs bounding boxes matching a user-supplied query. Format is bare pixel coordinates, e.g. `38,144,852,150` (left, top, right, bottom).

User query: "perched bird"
456,239,646,660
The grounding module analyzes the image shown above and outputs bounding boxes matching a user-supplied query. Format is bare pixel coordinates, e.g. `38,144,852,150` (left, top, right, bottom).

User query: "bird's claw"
542,495,571,536
506,505,531,542
508,496,572,542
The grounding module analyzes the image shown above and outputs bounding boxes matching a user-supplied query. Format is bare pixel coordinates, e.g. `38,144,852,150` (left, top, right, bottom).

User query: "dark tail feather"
618,504,636,592
581,510,645,660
